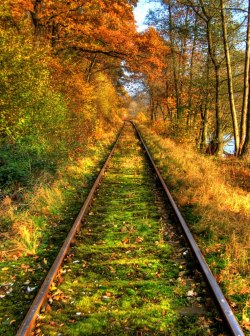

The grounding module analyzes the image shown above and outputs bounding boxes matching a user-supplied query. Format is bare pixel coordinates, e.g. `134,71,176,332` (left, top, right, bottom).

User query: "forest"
0,0,249,334
0,0,250,187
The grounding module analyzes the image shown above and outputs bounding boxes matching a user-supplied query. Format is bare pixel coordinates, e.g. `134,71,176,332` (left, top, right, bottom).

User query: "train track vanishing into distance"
16,122,244,336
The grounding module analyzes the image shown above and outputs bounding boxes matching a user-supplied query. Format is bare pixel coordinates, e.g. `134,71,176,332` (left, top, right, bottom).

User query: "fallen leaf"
122,237,129,244
108,266,116,273
46,304,52,311
49,321,57,326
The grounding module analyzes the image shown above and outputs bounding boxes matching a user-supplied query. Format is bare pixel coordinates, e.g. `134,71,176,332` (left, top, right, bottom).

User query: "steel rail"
132,122,244,336
16,123,125,336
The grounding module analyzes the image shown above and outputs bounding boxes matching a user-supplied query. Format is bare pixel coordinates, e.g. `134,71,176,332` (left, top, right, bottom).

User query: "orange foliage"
5,0,168,81
9,0,137,56
134,28,169,80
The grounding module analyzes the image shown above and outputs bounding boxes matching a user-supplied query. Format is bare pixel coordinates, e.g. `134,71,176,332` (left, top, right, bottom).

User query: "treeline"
0,1,120,189
0,0,169,190
0,1,128,189
139,0,249,157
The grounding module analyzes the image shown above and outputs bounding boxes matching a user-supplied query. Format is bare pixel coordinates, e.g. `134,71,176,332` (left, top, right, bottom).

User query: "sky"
124,0,162,97
133,0,161,31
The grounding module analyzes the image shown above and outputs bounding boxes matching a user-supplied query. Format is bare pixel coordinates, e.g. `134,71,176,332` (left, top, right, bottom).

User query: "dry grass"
0,128,118,257
13,215,42,255
221,159,250,192
30,186,65,217
138,124,250,329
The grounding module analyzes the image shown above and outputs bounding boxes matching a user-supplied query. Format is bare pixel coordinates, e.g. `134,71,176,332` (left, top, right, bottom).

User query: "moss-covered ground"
35,124,224,335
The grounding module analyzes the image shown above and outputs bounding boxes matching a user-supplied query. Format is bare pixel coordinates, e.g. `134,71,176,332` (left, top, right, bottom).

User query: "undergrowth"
0,126,119,335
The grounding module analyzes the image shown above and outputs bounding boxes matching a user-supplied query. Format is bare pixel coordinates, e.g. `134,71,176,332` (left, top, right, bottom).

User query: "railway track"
16,122,244,335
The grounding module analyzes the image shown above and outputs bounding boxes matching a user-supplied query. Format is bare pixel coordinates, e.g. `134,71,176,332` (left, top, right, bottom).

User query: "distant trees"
145,0,249,156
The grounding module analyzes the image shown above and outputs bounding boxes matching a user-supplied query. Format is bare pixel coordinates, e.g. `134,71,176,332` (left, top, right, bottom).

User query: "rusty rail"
16,123,125,336
132,122,244,336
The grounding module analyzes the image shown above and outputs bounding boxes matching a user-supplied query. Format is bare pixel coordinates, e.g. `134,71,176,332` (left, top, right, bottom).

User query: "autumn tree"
0,0,143,187
0,0,171,187
143,0,249,156
145,1,213,144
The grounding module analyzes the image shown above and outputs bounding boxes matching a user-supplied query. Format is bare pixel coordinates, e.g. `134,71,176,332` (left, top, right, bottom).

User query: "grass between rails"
136,124,250,334
35,124,223,335
0,126,120,335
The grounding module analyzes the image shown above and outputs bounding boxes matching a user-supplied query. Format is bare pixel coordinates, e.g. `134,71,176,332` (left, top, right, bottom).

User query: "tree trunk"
30,0,43,36
199,55,210,152
86,54,97,82
214,64,223,155
200,112,208,151
206,18,223,155
150,96,157,122
220,0,239,155
187,1,224,155
240,0,250,156
178,7,189,119
241,77,250,156
168,1,181,120
187,15,198,128
51,23,59,47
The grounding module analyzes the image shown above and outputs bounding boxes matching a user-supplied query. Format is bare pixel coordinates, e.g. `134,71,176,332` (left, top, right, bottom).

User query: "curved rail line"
16,121,244,336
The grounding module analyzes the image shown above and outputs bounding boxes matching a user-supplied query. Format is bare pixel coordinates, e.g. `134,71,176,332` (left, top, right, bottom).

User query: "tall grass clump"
13,216,42,255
